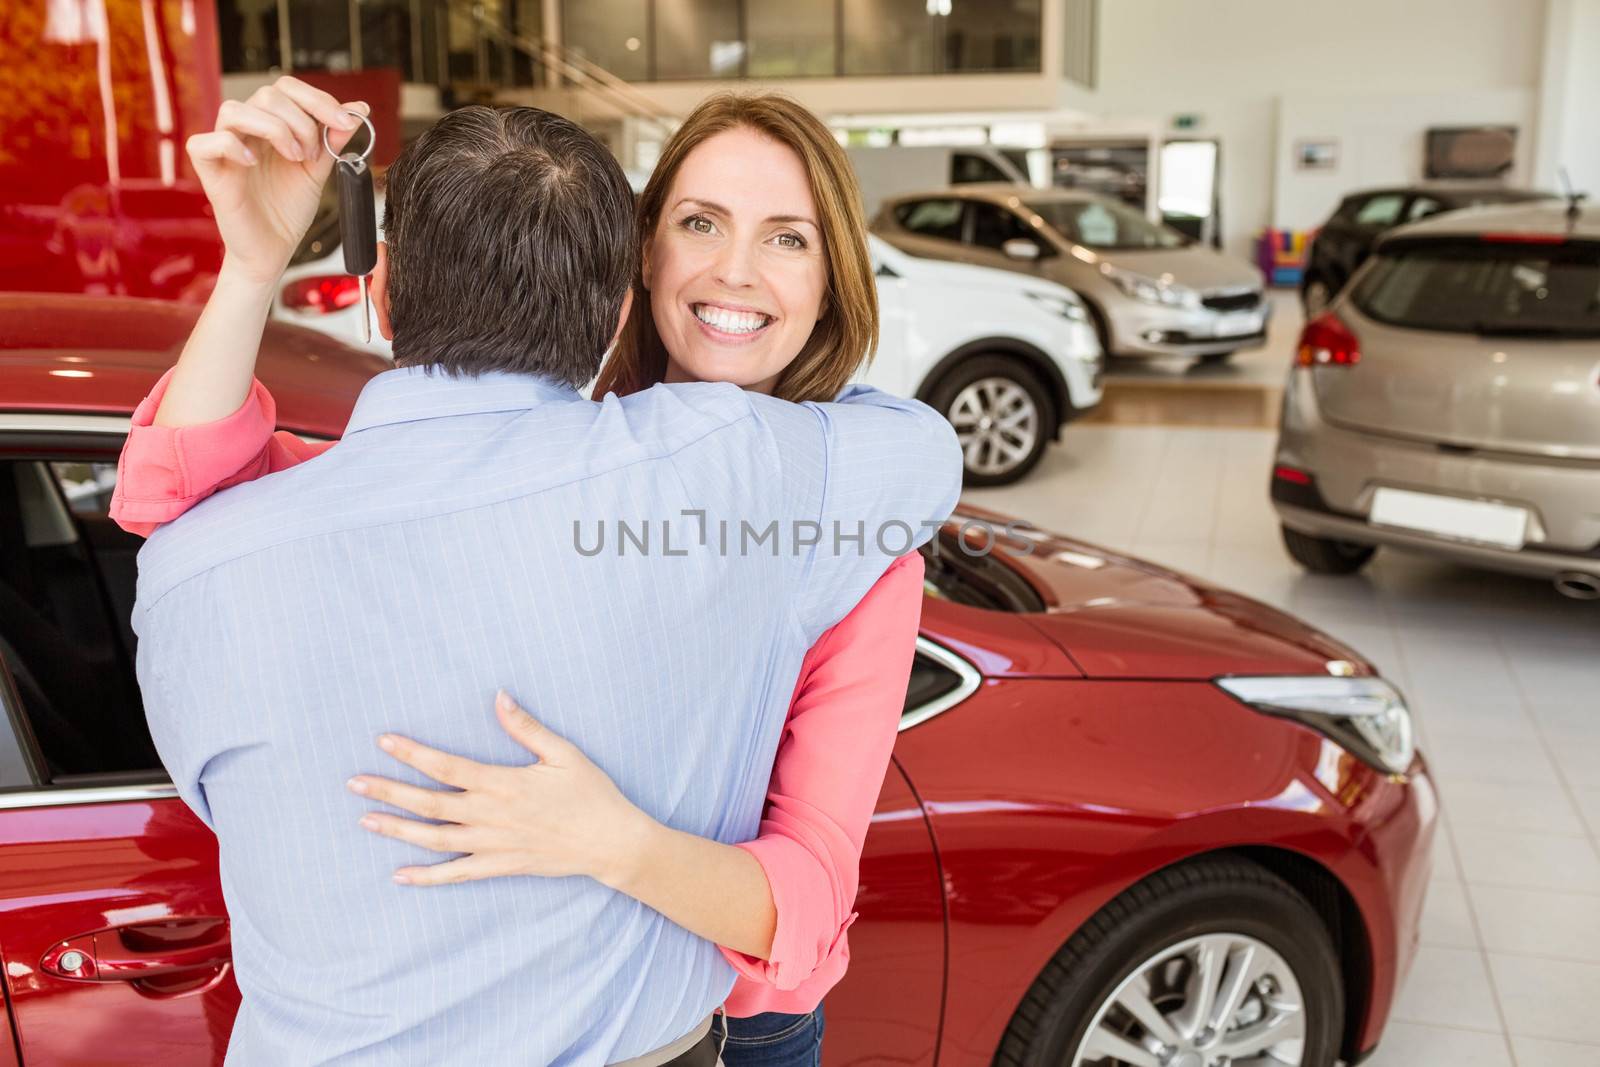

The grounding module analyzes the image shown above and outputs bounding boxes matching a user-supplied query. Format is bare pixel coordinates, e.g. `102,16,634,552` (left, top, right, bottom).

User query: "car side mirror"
1002,238,1041,261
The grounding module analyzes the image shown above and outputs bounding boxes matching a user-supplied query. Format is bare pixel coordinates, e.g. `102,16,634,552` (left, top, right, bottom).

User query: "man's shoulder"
607,381,823,452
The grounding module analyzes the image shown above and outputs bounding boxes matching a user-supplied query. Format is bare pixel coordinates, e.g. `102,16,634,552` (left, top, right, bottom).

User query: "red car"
0,294,1436,1067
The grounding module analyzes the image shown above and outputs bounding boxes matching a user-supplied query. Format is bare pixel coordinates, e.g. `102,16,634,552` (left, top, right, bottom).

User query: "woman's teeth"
694,304,770,335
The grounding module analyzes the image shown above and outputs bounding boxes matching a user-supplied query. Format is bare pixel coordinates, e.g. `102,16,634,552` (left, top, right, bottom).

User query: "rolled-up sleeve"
110,369,334,536
720,552,926,1014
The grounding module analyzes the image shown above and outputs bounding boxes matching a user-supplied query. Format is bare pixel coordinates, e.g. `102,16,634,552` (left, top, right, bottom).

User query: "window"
654,0,743,79
919,531,1046,612
1352,194,1406,227
563,0,650,81
1353,240,1600,338
747,0,835,76
903,652,962,716
895,199,966,242
951,152,1013,185
1406,196,1445,222
0,458,158,780
969,203,1041,253
1026,197,1185,251
842,0,1042,75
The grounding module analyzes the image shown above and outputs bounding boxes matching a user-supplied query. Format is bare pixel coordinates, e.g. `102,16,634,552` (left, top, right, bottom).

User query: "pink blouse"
109,370,925,1017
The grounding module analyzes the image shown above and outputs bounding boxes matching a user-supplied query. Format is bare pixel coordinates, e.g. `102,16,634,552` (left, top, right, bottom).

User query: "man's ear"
371,241,394,341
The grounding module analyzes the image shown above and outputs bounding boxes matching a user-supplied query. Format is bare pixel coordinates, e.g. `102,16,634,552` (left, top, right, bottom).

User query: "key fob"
337,155,377,277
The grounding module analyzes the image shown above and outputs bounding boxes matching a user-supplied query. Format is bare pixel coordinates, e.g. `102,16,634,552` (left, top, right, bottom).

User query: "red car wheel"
995,857,1344,1067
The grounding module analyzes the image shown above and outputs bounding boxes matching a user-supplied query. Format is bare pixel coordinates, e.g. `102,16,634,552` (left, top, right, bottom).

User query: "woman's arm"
109,367,332,537
351,554,927,968
718,552,924,992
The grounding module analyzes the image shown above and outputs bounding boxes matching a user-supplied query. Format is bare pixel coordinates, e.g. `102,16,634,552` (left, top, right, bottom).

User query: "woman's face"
644,127,828,394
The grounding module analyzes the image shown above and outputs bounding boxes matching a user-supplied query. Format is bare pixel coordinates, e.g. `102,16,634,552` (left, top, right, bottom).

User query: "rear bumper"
1273,369,1600,579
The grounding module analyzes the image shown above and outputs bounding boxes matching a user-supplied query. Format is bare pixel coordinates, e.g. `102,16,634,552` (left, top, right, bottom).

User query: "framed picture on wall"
1425,126,1517,179
1294,139,1339,172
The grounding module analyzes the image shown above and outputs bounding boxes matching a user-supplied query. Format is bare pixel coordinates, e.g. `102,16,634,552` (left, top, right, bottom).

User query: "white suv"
274,202,1102,485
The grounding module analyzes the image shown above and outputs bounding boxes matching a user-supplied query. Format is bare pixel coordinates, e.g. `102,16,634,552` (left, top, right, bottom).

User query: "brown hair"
592,93,877,403
383,106,637,385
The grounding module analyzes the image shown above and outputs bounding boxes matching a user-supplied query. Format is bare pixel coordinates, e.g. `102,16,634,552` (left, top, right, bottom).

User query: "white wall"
1057,0,1547,256
1534,0,1600,196
1274,89,1538,232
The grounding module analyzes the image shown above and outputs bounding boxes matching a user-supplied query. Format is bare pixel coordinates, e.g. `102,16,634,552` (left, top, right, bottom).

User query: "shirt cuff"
720,834,858,992
109,368,277,529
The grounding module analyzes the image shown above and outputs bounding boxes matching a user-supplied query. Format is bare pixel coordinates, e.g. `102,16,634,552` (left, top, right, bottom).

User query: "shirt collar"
344,365,584,434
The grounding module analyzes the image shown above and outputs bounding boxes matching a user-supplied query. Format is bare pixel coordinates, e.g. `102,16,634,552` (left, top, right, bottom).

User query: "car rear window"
1352,239,1600,338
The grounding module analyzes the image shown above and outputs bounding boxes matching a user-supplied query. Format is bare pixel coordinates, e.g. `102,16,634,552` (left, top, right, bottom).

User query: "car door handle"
41,919,230,982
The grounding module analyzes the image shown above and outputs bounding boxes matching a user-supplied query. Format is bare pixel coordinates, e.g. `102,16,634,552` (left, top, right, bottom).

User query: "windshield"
1025,197,1186,250
1353,239,1600,338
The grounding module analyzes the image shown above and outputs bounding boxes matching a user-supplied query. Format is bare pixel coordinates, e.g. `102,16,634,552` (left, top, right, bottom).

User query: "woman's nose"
712,237,758,288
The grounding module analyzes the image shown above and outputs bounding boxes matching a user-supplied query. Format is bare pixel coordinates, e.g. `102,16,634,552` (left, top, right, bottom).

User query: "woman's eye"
774,232,806,250
685,216,715,235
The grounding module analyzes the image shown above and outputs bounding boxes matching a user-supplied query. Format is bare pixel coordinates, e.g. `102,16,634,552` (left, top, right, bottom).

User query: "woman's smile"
690,301,776,342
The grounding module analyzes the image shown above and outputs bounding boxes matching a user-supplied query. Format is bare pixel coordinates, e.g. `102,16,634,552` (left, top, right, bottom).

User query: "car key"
324,111,378,343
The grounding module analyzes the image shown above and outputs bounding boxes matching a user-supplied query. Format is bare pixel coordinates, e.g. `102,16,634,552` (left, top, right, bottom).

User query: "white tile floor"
963,294,1600,1067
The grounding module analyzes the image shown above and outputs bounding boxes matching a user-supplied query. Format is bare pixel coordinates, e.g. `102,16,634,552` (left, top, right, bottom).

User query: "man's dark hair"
381,106,637,385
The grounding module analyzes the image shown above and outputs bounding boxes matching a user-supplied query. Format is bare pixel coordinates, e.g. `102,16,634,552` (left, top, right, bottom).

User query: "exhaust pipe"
1553,572,1600,600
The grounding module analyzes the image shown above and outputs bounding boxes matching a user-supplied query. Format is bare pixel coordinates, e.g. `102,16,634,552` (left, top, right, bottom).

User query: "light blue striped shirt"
132,366,960,1066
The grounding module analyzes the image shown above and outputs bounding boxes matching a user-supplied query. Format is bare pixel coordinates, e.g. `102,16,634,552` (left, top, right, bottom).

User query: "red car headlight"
1215,675,1416,774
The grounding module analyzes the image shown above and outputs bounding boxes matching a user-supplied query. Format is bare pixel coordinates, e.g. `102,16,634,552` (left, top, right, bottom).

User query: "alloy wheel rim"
1069,933,1307,1067
947,377,1039,477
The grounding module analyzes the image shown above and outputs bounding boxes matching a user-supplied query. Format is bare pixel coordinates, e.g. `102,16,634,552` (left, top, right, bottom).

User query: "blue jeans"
715,1004,824,1067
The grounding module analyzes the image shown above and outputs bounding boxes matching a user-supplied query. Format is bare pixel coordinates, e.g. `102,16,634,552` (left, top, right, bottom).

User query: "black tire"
995,857,1345,1067
927,355,1056,487
1281,525,1376,575
1196,351,1235,367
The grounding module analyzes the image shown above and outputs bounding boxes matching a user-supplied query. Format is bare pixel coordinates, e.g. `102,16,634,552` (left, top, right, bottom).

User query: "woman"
113,86,927,1067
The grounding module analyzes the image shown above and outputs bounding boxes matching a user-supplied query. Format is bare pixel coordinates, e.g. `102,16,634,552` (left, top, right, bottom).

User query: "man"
131,80,959,1064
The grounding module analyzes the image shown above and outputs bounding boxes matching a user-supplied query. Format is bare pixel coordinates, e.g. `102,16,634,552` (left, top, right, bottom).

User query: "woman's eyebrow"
674,197,818,229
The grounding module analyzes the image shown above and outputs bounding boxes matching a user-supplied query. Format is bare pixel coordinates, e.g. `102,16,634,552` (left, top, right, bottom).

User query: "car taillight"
1273,465,1313,486
1296,312,1360,367
281,275,361,314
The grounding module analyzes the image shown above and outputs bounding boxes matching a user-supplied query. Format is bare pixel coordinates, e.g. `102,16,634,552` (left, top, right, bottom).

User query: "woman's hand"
348,692,658,888
188,76,369,285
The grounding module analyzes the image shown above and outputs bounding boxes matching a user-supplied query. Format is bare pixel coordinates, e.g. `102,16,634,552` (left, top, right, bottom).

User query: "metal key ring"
322,110,376,164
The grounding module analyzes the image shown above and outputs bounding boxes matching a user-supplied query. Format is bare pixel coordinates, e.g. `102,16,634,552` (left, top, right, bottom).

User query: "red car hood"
956,505,1367,680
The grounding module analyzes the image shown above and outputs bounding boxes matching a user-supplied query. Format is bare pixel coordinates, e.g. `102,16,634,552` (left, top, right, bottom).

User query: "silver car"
872,186,1269,365
1272,199,1600,599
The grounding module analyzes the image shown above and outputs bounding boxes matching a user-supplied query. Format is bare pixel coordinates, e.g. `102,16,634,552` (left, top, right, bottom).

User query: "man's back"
133,367,959,1065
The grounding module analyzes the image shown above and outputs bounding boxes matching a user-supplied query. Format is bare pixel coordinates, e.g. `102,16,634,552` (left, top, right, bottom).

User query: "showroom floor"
964,293,1600,1067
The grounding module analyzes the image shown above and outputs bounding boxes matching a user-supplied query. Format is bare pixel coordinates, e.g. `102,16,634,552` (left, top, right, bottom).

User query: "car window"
1025,197,1185,251
903,652,963,716
1406,196,1445,222
919,531,1046,612
951,152,1013,185
969,203,1041,253
1353,240,1600,338
0,458,159,781
1352,194,1406,227
895,199,966,242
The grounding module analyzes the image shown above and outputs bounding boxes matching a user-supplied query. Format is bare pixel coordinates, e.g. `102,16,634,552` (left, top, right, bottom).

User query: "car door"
965,201,1053,276
886,197,972,264
1331,191,1407,288
823,641,954,1067
0,445,237,1067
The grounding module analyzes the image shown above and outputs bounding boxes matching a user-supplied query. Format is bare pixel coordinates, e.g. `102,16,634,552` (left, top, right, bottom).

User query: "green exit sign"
1173,113,1202,131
